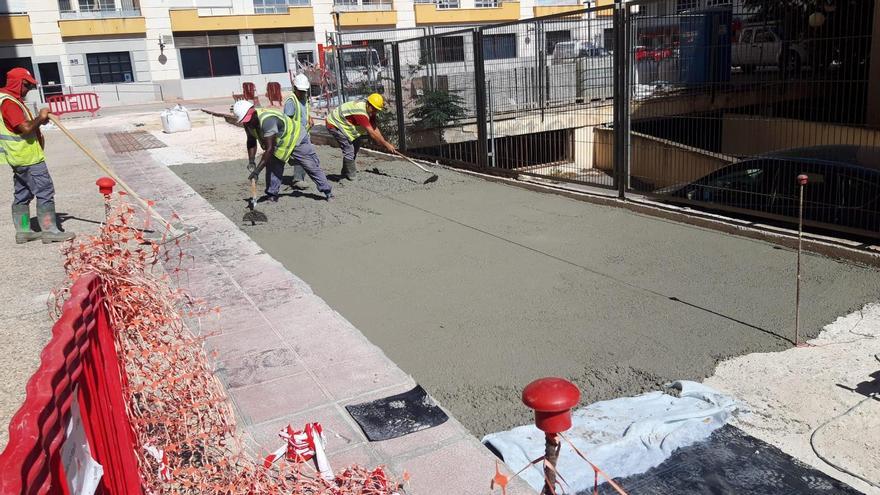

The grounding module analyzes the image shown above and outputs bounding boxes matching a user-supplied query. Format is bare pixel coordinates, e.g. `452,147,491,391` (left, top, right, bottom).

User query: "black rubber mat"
593,425,861,494
345,385,449,442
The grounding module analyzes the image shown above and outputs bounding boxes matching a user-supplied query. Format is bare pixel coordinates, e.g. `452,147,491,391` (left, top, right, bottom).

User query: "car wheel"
782,51,802,74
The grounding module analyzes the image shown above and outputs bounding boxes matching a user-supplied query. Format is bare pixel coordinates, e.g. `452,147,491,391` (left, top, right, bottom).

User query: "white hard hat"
294,73,310,91
232,99,254,123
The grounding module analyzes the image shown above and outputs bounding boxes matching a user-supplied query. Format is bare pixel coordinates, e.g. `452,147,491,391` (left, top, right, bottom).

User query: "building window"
545,30,571,55
86,52,133,84
676,0,698,12
296,51,315,67
483,33,516,60
253,0,309,13
474,0,498,7
259,45,287,74
415,0,460,9
419,36,465,64
180,47,241,79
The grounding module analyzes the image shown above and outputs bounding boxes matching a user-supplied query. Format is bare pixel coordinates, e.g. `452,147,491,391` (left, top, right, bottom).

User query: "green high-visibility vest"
326,101,370,141
284,94,310,127
0,94,45,168
249,108,299,163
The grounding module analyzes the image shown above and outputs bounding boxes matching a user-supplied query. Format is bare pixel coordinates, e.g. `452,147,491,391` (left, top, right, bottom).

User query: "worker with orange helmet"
325,93,395,182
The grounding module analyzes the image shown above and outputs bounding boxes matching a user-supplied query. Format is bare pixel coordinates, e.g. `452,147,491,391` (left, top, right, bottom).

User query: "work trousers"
11,162,55,207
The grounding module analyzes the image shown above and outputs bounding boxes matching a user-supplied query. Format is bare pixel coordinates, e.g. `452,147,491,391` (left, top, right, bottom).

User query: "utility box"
680,7,732,85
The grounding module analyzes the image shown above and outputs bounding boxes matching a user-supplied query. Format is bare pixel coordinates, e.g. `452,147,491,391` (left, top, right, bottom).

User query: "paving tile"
215,347,303,389
286,321,377,370
247,404,365,456
204,326,286,362
230,372,330,425
396,437,537,495
311,351,412,401
327,444,381,473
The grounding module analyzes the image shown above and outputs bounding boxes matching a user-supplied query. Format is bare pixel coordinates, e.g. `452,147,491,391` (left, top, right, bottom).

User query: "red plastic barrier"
47,93,101,117
266,82,283,107
0,274,143,494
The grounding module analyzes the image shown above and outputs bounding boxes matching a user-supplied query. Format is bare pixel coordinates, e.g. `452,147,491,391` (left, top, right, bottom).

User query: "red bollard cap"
522,377,581,434
797,174,809,186
96,177,116,196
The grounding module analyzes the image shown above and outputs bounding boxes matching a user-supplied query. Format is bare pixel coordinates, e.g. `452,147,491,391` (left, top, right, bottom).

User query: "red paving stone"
229,372,330,425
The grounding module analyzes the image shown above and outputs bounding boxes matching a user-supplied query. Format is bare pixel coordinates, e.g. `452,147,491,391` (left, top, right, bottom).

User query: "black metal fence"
328,0,879,240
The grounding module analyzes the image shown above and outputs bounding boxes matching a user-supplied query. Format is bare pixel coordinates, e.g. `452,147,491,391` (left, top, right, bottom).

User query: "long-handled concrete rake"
394,150,438,184
49,115,196,241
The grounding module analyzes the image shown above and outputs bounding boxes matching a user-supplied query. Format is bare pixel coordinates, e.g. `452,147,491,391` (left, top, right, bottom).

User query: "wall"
178,71,292,99
61,37,151,86
594,126,735,189
720,114,880,157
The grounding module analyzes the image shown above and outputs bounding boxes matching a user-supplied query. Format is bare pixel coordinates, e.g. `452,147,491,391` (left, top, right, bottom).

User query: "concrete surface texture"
170,147,880,438
0,126,106,450
106,137,535,494
706,303,880,494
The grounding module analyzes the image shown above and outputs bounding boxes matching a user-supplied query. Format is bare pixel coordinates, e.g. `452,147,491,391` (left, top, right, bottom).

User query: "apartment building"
0,0,614,106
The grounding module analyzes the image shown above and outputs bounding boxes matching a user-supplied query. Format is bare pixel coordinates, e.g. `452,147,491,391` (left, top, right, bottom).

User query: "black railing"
331,0,879,240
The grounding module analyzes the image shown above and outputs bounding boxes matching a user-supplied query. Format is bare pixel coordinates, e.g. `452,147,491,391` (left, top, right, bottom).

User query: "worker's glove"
247,160,256,173
248,169,260,182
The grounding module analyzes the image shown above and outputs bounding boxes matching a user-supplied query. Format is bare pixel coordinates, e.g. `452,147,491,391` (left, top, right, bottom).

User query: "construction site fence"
0,273,143,494
330,0,879,240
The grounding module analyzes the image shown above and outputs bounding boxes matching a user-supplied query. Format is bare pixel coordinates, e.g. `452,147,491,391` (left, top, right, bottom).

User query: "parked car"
552,41,610,64
657,146,880,238
732,25,809,73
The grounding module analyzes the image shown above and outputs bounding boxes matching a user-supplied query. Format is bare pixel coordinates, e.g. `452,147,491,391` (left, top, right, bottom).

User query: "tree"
409,89,467,130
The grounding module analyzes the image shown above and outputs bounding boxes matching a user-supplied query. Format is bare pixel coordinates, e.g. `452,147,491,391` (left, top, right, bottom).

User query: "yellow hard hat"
367,93,385,111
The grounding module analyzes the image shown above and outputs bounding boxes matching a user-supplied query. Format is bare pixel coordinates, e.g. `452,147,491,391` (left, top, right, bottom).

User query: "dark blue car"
662,145,880,239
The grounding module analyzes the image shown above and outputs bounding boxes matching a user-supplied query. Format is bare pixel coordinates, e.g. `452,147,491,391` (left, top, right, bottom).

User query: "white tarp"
482,381,742,493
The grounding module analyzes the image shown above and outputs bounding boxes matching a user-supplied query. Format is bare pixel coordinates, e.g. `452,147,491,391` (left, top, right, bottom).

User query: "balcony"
169,7,314,31
57,1,145,37
0,14,32,42
253,0,310,14
58,0,141,19
414,0,520,24
334,0,393,12
334,0,396,26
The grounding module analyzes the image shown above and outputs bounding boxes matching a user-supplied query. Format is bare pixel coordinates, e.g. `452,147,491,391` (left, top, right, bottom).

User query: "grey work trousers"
11,162,55,207
290,140,332,194
327,125,363,162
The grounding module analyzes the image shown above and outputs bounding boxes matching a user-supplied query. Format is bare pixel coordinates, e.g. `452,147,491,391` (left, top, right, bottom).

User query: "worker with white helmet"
325,93,395,182
282,73,331,195
232,98,332,202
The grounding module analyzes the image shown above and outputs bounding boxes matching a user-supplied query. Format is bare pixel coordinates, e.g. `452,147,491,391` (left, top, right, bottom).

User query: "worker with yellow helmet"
325,93,395,182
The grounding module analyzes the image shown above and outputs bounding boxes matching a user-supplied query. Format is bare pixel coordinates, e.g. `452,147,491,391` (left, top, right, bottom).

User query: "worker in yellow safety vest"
233,99,332,202
1,67,75,243
325,93,395,182
282,73,332,194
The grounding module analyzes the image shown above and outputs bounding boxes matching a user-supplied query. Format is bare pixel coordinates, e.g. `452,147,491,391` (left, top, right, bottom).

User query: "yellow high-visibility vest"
0,94,45,168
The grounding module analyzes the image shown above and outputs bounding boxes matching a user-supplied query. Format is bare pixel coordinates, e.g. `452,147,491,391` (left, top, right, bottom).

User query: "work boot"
37,204,75,243
342,159,357,181
11,204,40,244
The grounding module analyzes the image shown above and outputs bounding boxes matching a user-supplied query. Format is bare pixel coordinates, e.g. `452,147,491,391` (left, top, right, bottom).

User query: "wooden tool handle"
49,114,172,228
394,150,431,174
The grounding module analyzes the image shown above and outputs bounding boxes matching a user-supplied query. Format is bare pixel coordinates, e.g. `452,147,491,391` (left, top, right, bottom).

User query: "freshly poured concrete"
172,147,880,437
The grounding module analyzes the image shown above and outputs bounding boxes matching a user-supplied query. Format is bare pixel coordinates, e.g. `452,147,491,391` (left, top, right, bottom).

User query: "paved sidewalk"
106,140,534,493
0,127,106,450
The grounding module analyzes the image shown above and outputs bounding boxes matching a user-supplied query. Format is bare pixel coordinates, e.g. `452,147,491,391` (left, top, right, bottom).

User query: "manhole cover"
105,131,167,153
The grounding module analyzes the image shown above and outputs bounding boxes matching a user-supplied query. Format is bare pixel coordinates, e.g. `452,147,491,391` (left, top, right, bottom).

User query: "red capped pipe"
522,377,580,434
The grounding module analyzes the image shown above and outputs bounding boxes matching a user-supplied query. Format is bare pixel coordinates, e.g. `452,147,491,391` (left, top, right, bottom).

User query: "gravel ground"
706,303,880,494
0,126,105,451
171,147,880,438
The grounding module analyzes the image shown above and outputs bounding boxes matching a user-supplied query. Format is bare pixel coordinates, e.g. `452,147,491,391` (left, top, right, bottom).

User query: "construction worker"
325,93,395,182
233,99,332,202
283,73,332,196
1,67,74,243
